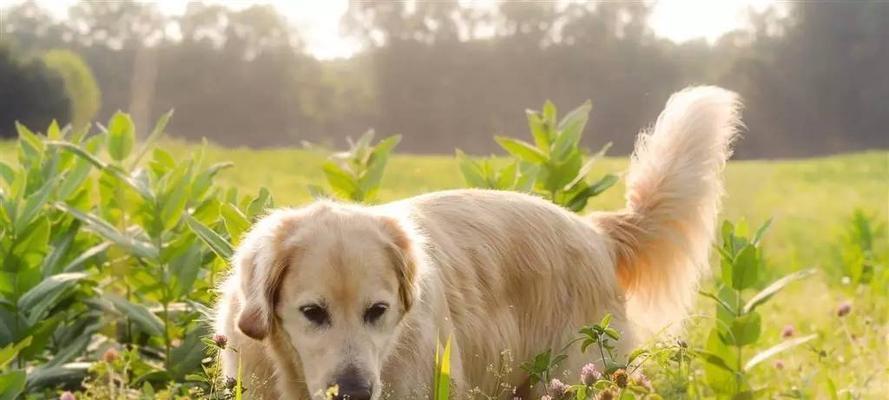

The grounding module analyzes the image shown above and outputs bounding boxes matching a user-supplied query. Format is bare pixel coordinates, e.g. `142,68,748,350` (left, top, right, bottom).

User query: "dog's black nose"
333,366,373,400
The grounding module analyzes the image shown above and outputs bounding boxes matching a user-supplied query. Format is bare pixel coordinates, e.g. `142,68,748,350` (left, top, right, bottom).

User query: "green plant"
458,100,617,211
2,112,271,396
697,219,817,398
0,120,105,392
520,314,662,400
836,209,888,294
0,337,31,400
309,130,401,203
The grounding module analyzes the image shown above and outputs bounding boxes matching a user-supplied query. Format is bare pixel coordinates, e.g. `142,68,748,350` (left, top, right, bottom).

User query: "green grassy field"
1,138,887,398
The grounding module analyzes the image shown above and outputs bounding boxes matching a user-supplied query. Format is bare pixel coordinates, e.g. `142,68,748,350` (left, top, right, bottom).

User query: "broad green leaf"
731,245,759,290
25,362,90,391
62,242,112,272
46,120,61,140
161,174,191,231
0,370,26,400
186,215,234,260
55,203,158,259
14,176,57,234
565,174,619,211
45,331,92,368
107,294,164,337
542,150,582,195
57,155,93,201
515,163,538,192
526,111,549,151
701,328,737,393
744,334,817,371
322,161,358,198
495,162,518,190
16,122,44,166
47,141,154,200
456,151,488,188
0,337,32,369
564,142,612,190
192,162,233,201
18,273,87,325
554,100,591,156
372,133,401,155
360,135,401,198
19,313,63,360
751,218,773,245
743,268,816,313
106,111,135,162
246,187,272,219
728,311,761,346
699,290,736,314
542,100,557,127
221,203,251,245
0,162,13,186
131,109,174,169
169,327,206,379
495,136,547,164
171,244,203,299
11,216,50,260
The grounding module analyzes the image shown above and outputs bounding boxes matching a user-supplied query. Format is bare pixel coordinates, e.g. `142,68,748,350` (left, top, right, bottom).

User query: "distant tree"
42,49,102,129
0,44,70,138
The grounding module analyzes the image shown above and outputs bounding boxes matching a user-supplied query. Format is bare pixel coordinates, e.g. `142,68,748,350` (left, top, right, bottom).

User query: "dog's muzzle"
331,365,373,400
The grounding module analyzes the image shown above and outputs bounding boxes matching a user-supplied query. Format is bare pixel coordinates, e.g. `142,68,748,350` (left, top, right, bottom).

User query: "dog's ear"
235,212,300,340
379,217,419,312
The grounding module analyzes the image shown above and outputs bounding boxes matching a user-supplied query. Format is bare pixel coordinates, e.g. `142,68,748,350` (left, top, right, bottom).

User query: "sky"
6,0,777,60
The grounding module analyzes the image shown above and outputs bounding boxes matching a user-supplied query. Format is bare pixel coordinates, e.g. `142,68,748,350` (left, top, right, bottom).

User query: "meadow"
0,109,886,399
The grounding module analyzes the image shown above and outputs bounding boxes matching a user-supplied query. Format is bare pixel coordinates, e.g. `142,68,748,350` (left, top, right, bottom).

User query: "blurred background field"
2,1,887,158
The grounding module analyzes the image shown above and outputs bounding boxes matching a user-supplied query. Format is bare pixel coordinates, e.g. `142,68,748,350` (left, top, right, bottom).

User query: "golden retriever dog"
214,86,741,399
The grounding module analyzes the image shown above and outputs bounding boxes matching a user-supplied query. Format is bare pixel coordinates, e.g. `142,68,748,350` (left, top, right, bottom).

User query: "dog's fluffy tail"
599,86,741,336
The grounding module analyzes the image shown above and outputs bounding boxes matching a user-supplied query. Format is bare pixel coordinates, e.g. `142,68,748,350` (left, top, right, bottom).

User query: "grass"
1,139,886,397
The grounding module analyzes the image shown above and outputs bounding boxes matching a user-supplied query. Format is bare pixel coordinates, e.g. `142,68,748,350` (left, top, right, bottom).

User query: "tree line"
1,0,886,158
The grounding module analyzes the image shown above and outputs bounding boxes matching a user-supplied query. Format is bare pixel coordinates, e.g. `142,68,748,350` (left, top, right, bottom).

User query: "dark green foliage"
0,113,271,397
0,45,70,139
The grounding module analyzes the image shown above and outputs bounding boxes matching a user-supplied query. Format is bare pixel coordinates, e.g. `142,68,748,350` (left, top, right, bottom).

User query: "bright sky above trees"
8,0,777,60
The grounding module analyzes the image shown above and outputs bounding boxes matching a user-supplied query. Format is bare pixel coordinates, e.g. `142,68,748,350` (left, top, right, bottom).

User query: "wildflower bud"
102,347,119,363
611,369,629,388
597,389,615,400
837,302,852,317
580,363,602,385
60,391,76,400
631,372,653,391
677,339,688,348
774,360,785,370
213,334,228,349
781,324,795,339
548,378,568,398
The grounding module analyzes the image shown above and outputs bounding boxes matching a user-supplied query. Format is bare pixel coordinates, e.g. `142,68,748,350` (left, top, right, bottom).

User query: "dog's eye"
363,302,389,324
299,304,330,326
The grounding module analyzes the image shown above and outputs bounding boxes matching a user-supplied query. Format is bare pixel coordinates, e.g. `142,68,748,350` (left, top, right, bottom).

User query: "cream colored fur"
214,86,741,399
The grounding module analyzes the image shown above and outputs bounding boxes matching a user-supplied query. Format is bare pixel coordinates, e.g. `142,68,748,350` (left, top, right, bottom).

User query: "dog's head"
233,202,420,400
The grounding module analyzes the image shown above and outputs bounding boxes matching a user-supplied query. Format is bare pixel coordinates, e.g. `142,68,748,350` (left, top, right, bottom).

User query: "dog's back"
393,86,740,393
